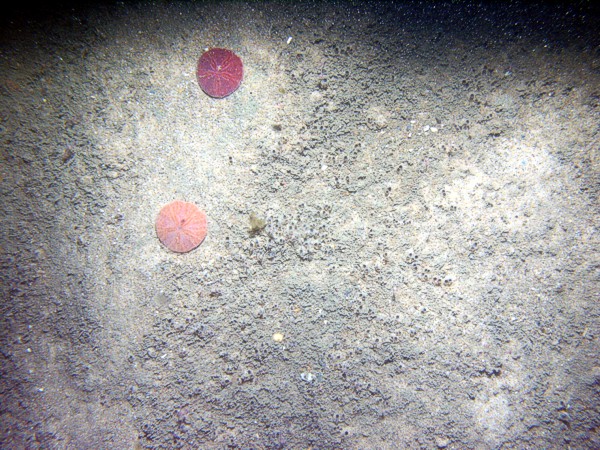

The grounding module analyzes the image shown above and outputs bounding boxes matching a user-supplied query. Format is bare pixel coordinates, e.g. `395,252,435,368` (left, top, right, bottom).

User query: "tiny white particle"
287,36,293,45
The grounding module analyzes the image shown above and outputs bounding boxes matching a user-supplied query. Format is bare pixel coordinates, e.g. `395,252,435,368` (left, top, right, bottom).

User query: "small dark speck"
272,124,282,131
61,147,75,163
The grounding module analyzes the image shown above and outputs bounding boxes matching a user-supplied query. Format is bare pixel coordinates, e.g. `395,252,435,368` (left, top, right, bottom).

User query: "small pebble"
300,372,315,382
435,436,450,448
272,332,284,342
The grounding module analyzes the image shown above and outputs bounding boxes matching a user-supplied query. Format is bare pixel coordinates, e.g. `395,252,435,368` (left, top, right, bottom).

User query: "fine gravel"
1,1,599,448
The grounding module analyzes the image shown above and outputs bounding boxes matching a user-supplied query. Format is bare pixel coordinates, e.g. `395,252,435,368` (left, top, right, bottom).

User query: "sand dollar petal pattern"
155,201,207,253
196,48,243,98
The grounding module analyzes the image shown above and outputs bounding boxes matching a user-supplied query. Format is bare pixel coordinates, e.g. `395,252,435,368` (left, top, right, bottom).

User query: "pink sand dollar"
155,201,207,253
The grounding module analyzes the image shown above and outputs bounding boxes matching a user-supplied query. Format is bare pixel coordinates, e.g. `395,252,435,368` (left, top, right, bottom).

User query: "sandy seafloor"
1,1,599,448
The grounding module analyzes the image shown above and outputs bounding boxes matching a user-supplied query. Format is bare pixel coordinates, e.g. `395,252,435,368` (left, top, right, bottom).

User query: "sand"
1,1,599,448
